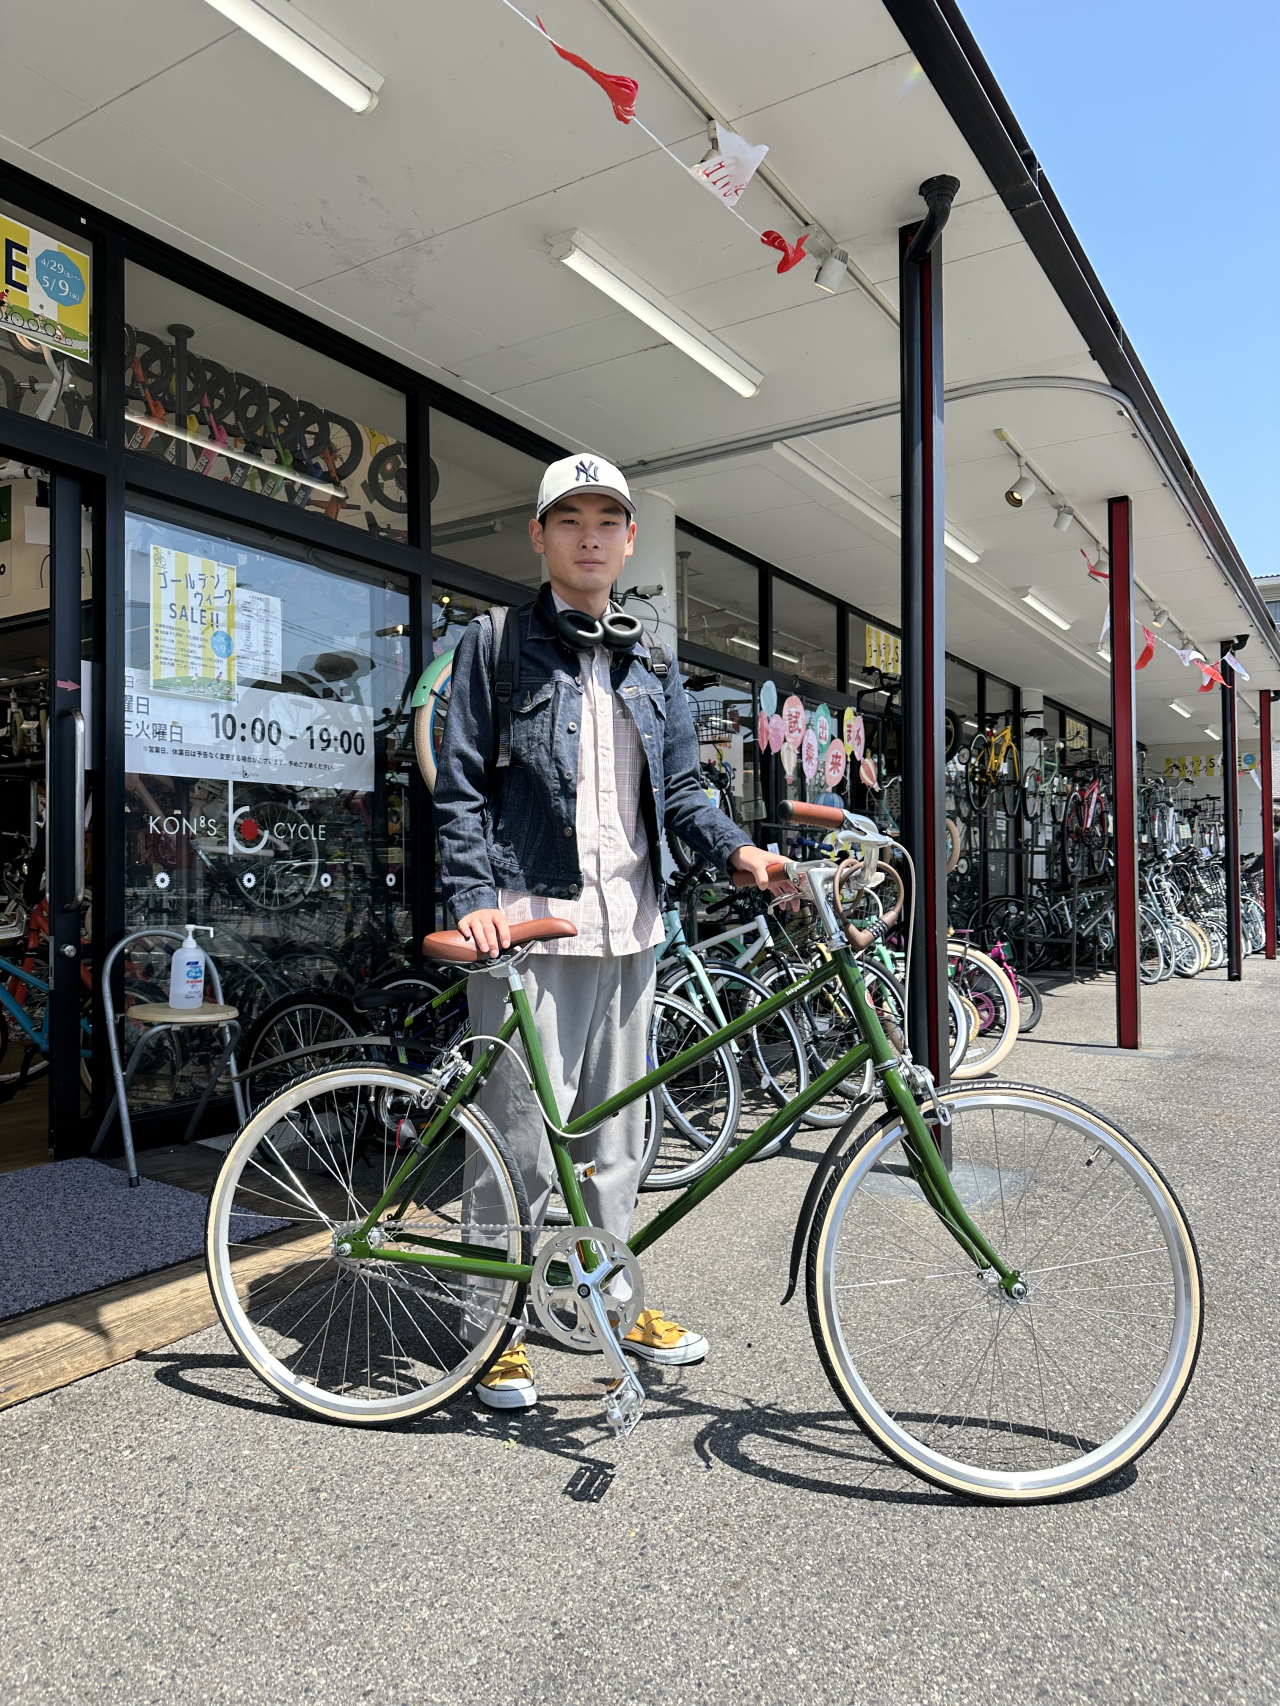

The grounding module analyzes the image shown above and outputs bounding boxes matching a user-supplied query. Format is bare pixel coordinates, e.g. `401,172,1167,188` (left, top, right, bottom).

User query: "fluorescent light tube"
1097,646,1111,663
944,532,981,565
1169,701,1192,718
198,0,383,111
125,409,346,499
1016,587,1072,631
550,231,762,398
1203,725,1221,740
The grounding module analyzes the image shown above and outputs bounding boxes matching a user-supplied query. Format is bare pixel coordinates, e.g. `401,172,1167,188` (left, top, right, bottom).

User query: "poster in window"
150,545,236,701
0,217,91,361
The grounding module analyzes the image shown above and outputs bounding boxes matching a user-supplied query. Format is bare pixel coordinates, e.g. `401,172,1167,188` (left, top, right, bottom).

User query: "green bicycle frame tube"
349,947,1017,1290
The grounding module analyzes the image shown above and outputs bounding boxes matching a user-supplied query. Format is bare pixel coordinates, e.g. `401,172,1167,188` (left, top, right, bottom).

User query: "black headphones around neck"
535,583,644,653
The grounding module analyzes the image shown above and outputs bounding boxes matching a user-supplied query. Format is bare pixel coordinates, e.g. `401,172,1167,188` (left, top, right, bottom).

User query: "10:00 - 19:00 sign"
209,713,367,756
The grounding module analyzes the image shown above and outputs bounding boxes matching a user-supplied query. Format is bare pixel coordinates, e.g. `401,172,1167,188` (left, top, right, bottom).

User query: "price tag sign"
0,216,91,360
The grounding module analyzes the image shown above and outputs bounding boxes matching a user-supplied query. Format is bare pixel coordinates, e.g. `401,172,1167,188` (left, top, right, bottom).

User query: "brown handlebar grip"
730,856,791,888
779,800,846,830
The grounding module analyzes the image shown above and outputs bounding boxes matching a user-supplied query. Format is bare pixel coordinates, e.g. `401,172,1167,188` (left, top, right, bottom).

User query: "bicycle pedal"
602,1370,645,1444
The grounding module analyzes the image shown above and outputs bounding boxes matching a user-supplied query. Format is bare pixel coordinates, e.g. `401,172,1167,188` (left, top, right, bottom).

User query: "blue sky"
955,0,1280,579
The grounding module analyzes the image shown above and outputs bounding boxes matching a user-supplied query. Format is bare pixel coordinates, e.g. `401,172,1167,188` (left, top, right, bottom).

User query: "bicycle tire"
640,991,741,1190
207,1068,531,1425
807,1082,1202,1502
240,989,366,1110
658,960,808,1159
998,749,1021,820
966,735,992,815
1015,975,1043,1032
948,945,1018,1078
1021,768,1044,822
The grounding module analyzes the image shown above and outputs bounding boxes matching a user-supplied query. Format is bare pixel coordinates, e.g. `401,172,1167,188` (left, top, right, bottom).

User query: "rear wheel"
807,1083,1202,1502
206,1068,531,1424
948,946,1018,1079
240,991,364,1111
640,992,740,1190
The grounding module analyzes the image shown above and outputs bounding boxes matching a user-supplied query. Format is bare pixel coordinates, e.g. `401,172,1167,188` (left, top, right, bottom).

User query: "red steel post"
1263,691,1276,959
1108,496,1141,1048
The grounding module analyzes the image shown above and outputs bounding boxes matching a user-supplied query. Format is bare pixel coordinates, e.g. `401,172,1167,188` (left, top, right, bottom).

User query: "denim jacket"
433,602,751,923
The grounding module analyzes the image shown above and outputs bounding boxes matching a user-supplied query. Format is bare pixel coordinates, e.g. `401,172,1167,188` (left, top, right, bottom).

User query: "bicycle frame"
332,944,1021,1292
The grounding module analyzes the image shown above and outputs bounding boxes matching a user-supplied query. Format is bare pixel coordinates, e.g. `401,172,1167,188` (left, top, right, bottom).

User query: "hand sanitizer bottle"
168,925,213,1009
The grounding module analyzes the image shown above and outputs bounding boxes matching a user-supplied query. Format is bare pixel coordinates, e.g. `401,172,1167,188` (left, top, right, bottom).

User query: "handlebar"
780,800,846,830
730,856,792,889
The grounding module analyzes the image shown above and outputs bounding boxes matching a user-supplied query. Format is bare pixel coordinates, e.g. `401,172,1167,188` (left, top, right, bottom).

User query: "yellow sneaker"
624,1308,708,1366
476,1342,538,1410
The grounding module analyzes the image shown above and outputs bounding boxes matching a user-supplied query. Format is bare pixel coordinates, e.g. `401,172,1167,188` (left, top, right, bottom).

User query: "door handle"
70,708,85,910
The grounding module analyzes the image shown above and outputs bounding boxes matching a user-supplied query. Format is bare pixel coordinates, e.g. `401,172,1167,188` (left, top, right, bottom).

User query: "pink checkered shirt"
499,605,662,957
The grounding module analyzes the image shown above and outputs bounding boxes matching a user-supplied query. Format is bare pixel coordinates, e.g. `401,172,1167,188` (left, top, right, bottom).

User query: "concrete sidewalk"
2,965,1277,1705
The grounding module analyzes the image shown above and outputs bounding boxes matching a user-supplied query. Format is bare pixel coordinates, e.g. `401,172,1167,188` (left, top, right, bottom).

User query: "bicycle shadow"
137,1346,1138,1508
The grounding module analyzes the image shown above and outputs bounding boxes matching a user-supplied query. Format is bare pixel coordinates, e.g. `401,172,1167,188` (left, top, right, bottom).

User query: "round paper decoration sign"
801,727,819,779
768,712,785,754
759,679,778,717
825,739,846,788
814,704,832,748
859,754,879,790
852,714,866,761
757,709,771,751
842,707,857,751
780,740,797,777
782,695,806,749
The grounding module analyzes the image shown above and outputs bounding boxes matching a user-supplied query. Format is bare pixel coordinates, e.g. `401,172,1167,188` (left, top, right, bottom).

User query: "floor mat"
0,1158,291,1321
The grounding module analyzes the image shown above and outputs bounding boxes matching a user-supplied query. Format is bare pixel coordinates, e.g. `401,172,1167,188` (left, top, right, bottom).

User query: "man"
433,452,778,1409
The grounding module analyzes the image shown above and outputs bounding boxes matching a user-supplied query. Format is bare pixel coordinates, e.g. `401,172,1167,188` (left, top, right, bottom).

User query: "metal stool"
90,929,247,1186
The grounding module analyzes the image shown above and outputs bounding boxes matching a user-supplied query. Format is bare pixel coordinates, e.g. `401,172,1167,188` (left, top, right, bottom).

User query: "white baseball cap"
536,452,634,521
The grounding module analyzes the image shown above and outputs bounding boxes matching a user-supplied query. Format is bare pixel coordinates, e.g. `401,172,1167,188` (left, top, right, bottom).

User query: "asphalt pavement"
3,964,1278,1705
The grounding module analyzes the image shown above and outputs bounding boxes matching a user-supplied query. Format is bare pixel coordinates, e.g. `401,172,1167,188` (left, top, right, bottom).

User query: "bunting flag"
690,123,769,208
761,229,810,273
1136,627,1156,669
1223,649,1251,682
1173,644,1205,668
1098,604,1111,651
501,3,810,274
536,15,638,122
1082,548,1108,582
1196,658,1227,692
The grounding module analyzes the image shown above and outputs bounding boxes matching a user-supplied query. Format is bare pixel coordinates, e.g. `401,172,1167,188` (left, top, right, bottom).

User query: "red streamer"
761,229,809,273
537,16,638,122
1197,659,1227,692
1136,627,1155,670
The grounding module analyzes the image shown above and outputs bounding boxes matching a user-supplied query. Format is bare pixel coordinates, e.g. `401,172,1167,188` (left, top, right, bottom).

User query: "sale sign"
0,216,91,361
801,727,819,779
782,695,806,749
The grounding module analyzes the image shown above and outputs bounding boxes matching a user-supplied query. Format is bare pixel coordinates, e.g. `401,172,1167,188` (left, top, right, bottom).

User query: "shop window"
0,199,95,436
675,528,759,662
124,264,407,539
771,581,838,688
121,508,411,1108
683,667,763,828
430,411,549,590
945,659,979,759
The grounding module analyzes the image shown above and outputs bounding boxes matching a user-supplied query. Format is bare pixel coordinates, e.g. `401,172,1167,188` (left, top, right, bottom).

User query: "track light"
1169,701,1192,719
1150,606,1169,628
1203,725,1221,740
1052,504,1074,533
814,249,849,294
1015,587,1072,631
197,0,383,110
549,230,762,397
1005,467,1037,508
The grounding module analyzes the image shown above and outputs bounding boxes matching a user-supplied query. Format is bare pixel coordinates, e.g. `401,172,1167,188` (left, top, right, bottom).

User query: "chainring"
530,1226,644,1351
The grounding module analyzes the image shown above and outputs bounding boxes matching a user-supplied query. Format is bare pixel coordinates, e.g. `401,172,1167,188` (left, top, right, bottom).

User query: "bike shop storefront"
0,172,435,1166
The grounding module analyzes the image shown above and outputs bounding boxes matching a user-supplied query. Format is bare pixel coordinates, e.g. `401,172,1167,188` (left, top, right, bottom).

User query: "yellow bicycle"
965,720,1021,816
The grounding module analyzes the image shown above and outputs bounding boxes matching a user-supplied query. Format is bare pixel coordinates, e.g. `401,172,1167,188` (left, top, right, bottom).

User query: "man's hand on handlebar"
456,907,513,959
728,844,795,895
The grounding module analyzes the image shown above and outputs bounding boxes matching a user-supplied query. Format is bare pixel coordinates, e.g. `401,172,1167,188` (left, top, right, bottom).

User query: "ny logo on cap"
574,458,600,484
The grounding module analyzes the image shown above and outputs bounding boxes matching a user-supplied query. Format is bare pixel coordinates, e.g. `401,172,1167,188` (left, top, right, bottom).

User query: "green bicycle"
206,802,1202,1503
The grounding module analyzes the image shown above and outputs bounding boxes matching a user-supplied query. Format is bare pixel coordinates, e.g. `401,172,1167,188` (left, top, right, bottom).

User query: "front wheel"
206,1067,531,1424
806,1083,1202,1502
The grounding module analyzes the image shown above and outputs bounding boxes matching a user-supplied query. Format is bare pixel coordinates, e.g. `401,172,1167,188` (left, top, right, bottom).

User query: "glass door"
0,451,92,1167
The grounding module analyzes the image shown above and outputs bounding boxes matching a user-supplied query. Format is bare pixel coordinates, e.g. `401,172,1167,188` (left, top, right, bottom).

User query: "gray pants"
467,950,656,1241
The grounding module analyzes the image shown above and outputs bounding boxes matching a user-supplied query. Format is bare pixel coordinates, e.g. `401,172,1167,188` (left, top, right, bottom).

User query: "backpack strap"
641,630,671,680
489,605,519,769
